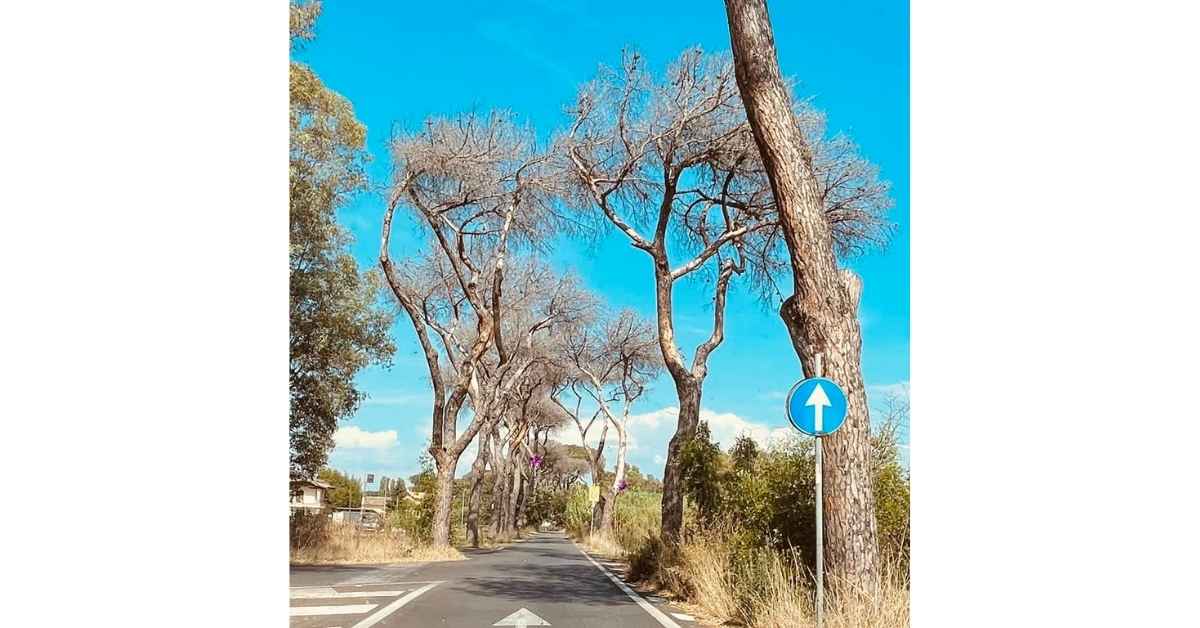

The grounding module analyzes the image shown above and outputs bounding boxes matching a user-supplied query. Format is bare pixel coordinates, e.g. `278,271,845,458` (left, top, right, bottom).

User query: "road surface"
289,531,698,627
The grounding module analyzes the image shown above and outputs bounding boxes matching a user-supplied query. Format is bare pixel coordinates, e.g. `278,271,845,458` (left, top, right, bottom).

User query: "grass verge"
290,516,465,564
617,525,909,628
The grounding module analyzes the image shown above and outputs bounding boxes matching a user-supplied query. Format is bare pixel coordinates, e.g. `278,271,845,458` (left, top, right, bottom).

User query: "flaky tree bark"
723,0,880,589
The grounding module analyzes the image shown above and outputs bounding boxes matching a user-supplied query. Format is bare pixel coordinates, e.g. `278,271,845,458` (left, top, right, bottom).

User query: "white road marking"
350,581,441,628
290,580,439,590
671,612,695,621
291,589,408,599
572,541,680,628
493,607,551,626
289,604,377,617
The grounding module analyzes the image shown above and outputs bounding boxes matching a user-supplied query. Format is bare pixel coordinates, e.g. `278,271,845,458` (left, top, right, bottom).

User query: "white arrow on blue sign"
785,377,848,436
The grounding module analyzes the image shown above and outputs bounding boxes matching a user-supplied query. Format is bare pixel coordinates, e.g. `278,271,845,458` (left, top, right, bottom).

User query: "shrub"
677,419,908,575
564,485,592,538
290,510,330,549
610,490,661,551
678,422,725,525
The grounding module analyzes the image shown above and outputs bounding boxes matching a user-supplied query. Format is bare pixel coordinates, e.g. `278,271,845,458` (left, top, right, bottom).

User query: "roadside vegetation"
563,399,909,628
289,511,464,564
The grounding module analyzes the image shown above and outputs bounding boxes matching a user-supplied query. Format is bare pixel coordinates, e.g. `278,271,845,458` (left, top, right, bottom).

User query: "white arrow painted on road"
805,382,832,432
493,607,550,627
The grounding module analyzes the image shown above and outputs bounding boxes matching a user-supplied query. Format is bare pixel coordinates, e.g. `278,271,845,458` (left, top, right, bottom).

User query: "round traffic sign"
785,377,848,437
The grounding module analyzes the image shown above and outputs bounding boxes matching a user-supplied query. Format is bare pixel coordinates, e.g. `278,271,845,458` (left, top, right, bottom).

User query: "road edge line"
349,580,441,628
571,540,681,628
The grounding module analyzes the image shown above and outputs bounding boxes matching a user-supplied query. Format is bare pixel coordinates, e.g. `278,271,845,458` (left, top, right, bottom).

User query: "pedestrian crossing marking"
291,588,408,599
290,604,377,617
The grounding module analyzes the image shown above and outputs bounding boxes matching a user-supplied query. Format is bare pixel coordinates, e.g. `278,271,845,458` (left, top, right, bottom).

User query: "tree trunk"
490,454,509,538
599,422,629,534
431,457,457,548
660,378,701,543
506,461,521,537
515,474,528,532
589,452,605,531
466,431,492,548
723,0,880,590
591,497,605,535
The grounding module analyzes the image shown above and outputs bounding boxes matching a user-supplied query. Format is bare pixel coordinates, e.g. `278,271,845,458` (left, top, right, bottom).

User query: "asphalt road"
289,531,696,627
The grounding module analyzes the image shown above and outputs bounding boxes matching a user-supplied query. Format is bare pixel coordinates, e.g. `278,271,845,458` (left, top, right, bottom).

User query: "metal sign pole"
784,351,846,628
814,353,824,628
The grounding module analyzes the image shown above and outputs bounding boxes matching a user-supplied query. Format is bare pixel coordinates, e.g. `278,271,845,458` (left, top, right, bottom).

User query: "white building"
290,478,333,514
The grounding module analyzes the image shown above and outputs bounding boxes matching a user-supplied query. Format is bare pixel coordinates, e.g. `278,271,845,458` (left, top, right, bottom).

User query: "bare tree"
550,376,609,525
590,312,660,533
556,309,660,534
380,114,573,546
722,0,894,589
559,50,773,542
464,409,493,547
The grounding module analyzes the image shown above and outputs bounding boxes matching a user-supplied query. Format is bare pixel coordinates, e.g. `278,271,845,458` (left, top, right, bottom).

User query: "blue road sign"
786,377,848,437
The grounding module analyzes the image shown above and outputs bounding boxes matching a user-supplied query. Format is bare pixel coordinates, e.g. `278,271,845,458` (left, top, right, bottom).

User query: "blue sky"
294,0,909,483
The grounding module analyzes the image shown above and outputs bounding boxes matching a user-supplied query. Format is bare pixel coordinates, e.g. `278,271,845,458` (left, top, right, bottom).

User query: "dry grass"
581,532,626,558
618,526,909,628
677,532,740,622
750,555,909,628
290,521,465,565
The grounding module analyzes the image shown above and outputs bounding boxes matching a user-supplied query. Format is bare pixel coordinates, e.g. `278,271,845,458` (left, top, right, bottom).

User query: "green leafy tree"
871,394,911,567
385,477,409,510
317,467,362,508
408,452,439,542
729,435,760,473
621,465,663,493
678,421,726,526
289,0,394,480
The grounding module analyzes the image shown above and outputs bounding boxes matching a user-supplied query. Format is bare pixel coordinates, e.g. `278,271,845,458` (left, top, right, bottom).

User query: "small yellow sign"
588,485,601,505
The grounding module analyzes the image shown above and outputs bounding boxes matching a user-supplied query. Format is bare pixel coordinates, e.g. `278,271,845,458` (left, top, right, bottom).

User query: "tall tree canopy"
290,0,394,481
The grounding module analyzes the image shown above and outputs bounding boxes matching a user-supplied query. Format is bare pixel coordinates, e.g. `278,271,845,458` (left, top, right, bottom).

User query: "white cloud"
699,408,793,449
628,407,677,430
333,426,398,449
626,406,793,451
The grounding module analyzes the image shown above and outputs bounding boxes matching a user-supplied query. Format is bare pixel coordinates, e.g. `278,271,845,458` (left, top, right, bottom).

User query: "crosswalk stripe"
351,581,441,628
290,588,408,599
289,604,377,617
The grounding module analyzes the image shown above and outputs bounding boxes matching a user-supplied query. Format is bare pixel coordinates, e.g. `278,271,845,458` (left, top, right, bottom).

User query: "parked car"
359,511,382,531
